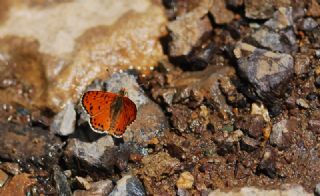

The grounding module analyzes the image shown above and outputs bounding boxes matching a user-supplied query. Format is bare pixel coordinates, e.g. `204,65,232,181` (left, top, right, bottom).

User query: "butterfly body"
81,89,137,137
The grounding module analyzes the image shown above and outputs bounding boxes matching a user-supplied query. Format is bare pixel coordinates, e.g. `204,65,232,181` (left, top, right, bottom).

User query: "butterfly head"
119,88,128,97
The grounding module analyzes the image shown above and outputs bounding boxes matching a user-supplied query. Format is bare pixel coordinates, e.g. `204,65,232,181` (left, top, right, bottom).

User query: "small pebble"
306,92,318,100
315,183,320,196
76,176,92,190
0,169,9,187
176,171,194,189
296,98,310,109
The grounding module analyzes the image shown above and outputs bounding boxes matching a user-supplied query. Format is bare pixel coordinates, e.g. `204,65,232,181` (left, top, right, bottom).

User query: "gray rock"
53,165,72,196
64,135,131,174
51,101,76,136
298,17,318,31
233,42,294,104
109,175,145,196
240,136,259,152
250,27,297,54
103,72,169,145
265,7,293,30
270,120,288,147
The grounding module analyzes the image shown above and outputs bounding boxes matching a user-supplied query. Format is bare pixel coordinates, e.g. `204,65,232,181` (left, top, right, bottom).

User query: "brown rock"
48,4,167,111
308,0,320,17
176,171,194,189
168,6,212,56
235,115,265,139
294,54,310,76
0,173,37,195
210,0,234,24
308,120,320,134
142,152,180,180
0,169,8,188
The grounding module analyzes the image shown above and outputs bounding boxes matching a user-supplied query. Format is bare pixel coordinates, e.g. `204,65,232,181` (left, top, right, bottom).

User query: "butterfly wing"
81,91,117,133
112,97,137,137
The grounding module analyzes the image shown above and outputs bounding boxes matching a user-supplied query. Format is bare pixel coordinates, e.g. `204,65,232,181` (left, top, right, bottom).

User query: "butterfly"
81,88,137,138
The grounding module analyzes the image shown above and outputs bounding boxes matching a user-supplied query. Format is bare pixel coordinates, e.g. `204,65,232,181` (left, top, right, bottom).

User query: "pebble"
76,176,92,190
270,120,288,147
240,136,259,152
53,165,72,196
50,101,76,136
109,175,145,196
74,179,113,196
210,0,234,24
315,76,320,88
0,169,8,188
315,183,320,196
296,98,310,109
176,171,194,189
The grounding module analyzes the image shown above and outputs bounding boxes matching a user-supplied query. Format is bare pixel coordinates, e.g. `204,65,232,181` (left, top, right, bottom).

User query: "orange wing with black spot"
81,91,117,133
112,97,137,137
81,90,137,137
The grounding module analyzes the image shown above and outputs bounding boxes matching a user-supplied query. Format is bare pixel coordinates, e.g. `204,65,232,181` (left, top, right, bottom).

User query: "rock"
315,50,320,59
168,5,212,56
251,27,297,53
315,183,320,196
250,103,270,122
257,150,277,178
244,0,274,19
296,98,310,109
309,26,320,48
298,17,318,31
100,72,168,145
209,0,234,24
76,176,92,190
64,135,130,175
294,54,310,75
141,152,180,180
308,120,320,134
264,7,293,30
176,171,194,189
240,136,259,152
208,184,313,196
235,114,265,139
308,0,320,17
0,123,62,166
53,165,72,196
234,42,294,105
74,179,113,196
109,175,145,196
226,0,244,7
45,2,167,111
0,169,8,188
50,101,76,136
0,173,37,195
185,42,217,71
270,119,290,148
0,162,21,175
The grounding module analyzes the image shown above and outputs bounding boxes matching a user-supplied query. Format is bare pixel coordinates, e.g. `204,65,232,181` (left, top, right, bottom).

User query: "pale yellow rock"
176,171,194,189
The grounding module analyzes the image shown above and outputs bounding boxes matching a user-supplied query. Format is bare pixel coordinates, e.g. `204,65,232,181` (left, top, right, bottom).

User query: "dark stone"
308,120,320,134
166,143,185,160
234,42,294,106
235,115,265,139
256,150,277,178
240,136,259,152
109,175,145,196
53,165,72,196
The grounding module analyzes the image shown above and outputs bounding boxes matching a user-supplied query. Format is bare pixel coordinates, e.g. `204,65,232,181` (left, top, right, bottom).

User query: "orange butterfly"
81,89,137,138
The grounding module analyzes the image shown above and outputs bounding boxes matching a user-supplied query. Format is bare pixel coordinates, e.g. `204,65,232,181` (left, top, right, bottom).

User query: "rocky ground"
0,0,319,195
